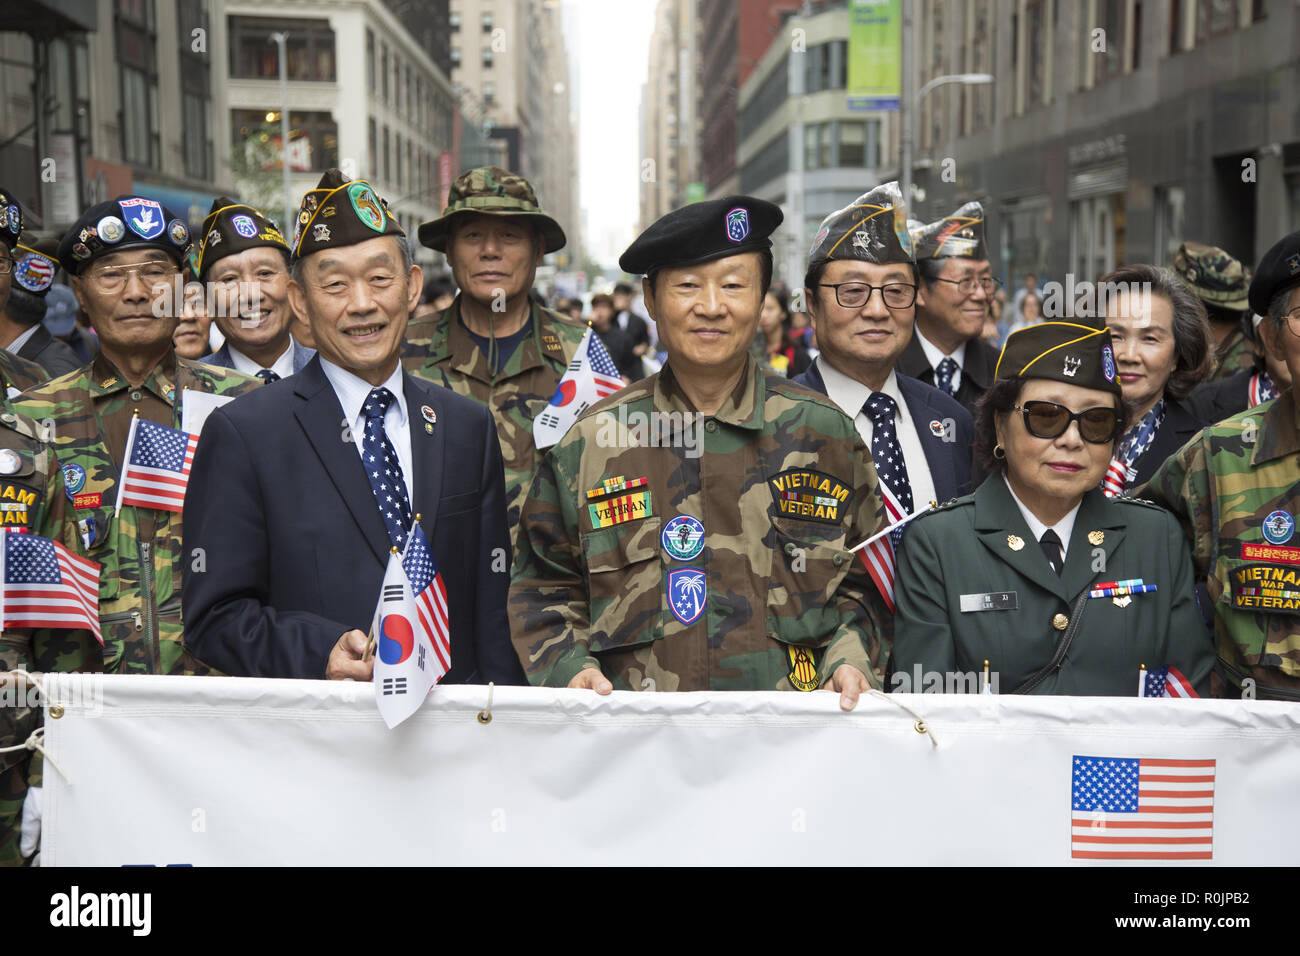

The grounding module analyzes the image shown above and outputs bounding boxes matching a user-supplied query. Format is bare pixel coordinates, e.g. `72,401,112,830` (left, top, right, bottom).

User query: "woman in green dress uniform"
891,319,1215,696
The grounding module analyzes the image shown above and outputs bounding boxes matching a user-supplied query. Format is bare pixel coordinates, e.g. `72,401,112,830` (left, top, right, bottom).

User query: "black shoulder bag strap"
1011,588,1091,694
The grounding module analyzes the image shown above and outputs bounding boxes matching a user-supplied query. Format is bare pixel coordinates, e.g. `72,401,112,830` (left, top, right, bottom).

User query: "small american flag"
1142,665,1199,698
857,480,907,613
1070,755,1215,860
115,416,198,513
402,522,451,681
0,532,102,644
586,332,623,399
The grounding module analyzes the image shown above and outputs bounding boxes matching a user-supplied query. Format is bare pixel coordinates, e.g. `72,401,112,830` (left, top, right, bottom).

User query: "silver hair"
1267,285,1299,328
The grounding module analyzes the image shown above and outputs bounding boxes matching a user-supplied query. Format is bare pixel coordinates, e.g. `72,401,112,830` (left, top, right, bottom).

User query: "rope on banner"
867,689,938,748
0,670,73,783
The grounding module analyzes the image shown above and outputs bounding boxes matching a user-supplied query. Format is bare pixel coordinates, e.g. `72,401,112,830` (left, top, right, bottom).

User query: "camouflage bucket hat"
417,166,566,254
1174,241,1251,310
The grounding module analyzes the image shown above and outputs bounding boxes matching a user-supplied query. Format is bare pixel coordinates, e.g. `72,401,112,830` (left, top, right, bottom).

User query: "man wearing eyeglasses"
896,201,1001,417
1143,230,1300,700
12,195,260,677
793,183,974,509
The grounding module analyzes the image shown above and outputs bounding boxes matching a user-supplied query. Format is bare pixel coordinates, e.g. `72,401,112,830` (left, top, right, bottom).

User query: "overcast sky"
564,0,658,272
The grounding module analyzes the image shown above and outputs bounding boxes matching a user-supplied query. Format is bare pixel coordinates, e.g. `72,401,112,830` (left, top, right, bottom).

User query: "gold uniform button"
1052,613,1069,631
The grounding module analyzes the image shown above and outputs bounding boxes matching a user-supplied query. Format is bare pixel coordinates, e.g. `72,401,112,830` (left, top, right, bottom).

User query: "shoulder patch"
769,468,852,523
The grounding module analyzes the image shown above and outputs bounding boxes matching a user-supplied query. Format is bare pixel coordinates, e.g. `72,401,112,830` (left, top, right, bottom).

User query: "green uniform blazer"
892,476,1215,696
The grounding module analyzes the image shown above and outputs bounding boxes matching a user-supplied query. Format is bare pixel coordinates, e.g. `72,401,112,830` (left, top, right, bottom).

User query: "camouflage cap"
807,181,914,266
418,166,566,254
12,233,60,296
1174,241,1250,311
197,196,289,279
0,187,22,250
911,201,989,261
995,319,1122,398
291,168,404,261
56,194,189,274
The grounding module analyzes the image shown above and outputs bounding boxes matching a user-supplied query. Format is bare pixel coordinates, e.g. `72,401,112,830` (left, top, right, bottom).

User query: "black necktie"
256,369,280,384
1039,529,1064,575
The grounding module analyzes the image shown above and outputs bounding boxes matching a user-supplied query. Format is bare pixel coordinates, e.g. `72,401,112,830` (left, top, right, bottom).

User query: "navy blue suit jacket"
182,355,525,683
793,358,975,504
201,339,316,375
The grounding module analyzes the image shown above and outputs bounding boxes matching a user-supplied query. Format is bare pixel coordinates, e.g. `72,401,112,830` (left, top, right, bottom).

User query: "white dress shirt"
816,357,937,512
1003,475,1080,562
320,358,414,509
227,341,296,380
915,328,966,394
6,324,39,356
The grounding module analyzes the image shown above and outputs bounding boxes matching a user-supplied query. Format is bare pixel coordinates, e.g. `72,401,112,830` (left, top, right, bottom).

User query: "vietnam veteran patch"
588,490,652,529
1230,564,1300,613
768,468,851,523
787,644,818,691
0,481,40,528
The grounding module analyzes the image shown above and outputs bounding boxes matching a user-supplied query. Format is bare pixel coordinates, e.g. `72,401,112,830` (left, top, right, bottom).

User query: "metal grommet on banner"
866,689,939,748
49,704,64,719
913,719,926,734
477,681,495,724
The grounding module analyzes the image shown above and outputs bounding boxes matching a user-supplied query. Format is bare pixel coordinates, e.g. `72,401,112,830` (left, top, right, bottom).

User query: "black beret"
291,168,404,261
619,195,782,275
57,194,189,274
1248,229,1300,317
0,188,22,250
807,181,914,266
196,197,289,279
995,320,1122,398
911,201,989,261
12,234,60,296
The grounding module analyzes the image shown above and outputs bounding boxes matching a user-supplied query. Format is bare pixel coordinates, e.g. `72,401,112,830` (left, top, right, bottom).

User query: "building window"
1095,0,1127,82
1196,0,1240,42
116,0,160,168
383,125,390,182
1154,185,1186,266
839,121,881,168
450,46,461,68
368,118,377,179
449,11,460,31
1026,0,1048,104
483,48,493,68
483,81,496,107
367,28,375,93
381,44,389,102
228,16,336,81
178,0,211,180
395,133,403,190
231,109,338,172
482,11,493,32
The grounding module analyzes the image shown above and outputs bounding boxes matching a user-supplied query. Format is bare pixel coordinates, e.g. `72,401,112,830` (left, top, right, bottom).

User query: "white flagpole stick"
114,410,141,518
848,501,936,553
1138,663,1146,697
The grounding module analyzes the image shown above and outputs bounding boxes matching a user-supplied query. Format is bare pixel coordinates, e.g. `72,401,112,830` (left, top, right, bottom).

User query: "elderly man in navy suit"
183,170,524,684
193,197,315,381
793,183,975,509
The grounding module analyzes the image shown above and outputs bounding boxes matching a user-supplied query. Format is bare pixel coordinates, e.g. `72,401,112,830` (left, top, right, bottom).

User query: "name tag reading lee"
959,591,1018,613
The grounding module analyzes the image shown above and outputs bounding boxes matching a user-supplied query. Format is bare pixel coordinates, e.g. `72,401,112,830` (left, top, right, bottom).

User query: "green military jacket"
892,477,1214,696
402,295,587,540
510,356,890,692
1209,326,1254,383
13,353,259,676
1141,392,1300,699
0,349,50,394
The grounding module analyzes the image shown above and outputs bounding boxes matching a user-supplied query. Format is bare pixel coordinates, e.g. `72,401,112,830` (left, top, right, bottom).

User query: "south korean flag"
371,547,438,729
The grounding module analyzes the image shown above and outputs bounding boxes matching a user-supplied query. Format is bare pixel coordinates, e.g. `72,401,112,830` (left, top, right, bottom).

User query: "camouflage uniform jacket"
0,404,85,866
510,356,891,692
13,354,259,675
1209,326,1254,382
402,295,588,540
0,348,50,394
1141,391,1300,699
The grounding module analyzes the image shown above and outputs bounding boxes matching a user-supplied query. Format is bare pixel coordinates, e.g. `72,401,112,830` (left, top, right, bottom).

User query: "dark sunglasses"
1012,401,1121,444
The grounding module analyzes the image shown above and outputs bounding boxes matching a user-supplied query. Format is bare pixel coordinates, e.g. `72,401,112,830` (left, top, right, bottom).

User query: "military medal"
1007,534,1024,551
1087,530,1104,545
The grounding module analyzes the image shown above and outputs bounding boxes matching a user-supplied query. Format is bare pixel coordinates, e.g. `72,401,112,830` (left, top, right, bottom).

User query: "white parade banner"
37,673,1300,866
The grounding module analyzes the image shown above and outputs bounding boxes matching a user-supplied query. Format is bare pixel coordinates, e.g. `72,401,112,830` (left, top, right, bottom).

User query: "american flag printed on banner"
532,328,624,449
1142,666,1199,698
1070,755,1215,860
115,417,198,513
857,479,907,613
402,522,451,682
0,531,102,644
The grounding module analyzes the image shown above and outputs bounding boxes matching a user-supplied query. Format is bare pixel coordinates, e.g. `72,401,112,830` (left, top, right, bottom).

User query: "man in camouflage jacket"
405,166,587,543
511,197,889,705
14,195,259,677
1143,230,1300,699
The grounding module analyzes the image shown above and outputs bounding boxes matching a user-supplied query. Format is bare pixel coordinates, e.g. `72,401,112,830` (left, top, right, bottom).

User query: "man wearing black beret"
511,195,892,707
1144,229,1300,699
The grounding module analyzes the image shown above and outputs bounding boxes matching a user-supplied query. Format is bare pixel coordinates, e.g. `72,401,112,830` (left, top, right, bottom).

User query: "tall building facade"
638,0,698,233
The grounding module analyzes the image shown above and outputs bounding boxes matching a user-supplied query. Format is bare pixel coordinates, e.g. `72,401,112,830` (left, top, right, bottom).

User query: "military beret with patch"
1174,241,1250,311
291,168,403,261
418,165,565,254
807,181,914,266
619,195,783,276
196,197,289,280
1248,229,1300,317
995,319,1122,398
56,194,189,274
0,188,22,250
911,201,989,261
12,234,60,296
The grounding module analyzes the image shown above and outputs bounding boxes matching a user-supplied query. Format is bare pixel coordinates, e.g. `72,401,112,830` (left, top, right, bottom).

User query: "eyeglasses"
83,260,176,294
1012,401,1122,444
1281,307,1300,338
818,281,917,310
932,275,1002,297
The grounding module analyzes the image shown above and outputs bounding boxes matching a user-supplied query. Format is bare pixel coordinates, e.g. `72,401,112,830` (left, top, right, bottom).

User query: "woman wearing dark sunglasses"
890,320,1215,696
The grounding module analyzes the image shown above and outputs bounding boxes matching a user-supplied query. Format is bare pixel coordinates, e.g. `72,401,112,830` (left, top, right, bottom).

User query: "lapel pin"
929,419,944,437
421,404,436,434
1006,534,1025,551
1088,530,1104,545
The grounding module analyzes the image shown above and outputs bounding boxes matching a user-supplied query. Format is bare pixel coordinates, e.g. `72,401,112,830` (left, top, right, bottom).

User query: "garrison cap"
12,234,60,296
995,319,1122,398
1174,241,1250,311
57,194,189,274
1248,229,1300,317
0,188,22,250
619,195,783,275
291,168,403,261
911,201,989,261
197,197,289,279
418,165,565,254
807,181,914,266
